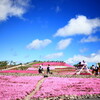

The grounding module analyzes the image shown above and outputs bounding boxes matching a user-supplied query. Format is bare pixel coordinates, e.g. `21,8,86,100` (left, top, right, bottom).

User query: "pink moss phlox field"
34,62,74,67
33,77,100,98
41,66,55,70
56,71,75,75
80,73,91,75
28,66,70,70
0,75,43,100
27,67,37,70
0,70,38,74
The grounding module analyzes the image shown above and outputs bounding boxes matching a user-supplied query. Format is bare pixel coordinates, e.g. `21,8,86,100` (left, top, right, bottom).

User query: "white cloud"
80,48,88,53
44,52,63,59
80,36,100,43
65,52,100,64
27,39,52,49
55,6,60,13
0,0,30,21
54,15,100,37
57,38,72,50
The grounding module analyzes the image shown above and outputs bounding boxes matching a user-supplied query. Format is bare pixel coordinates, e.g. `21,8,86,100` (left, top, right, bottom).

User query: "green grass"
28,62,43,65
15,65,31,70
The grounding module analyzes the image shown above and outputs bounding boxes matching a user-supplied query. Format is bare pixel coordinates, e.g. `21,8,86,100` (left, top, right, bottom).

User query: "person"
98,65,100,75
77,62,82,69
76,60,91,75
47,64,50,74
95,63,99,75
41,68,44,74
91,65,95,75
81,60,87,68
38,65,42,73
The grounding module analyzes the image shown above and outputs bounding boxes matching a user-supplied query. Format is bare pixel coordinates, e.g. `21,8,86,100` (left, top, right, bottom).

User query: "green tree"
73,64,79,67
10,61,16,65
0,61,8,68
19,63,22,66
10,61,13,65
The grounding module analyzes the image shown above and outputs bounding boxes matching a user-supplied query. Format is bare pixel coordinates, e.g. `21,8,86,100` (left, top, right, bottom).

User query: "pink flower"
0,75,43,100
33,77,100,98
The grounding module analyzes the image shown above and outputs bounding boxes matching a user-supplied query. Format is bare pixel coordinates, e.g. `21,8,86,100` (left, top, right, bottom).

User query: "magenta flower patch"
0,75,43,100
33,77,100,98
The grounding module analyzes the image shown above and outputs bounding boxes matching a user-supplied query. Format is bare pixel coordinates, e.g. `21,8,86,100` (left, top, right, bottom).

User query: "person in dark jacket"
95,63,99,75
38,65,42,73
47,64,50,74
91,65,95,74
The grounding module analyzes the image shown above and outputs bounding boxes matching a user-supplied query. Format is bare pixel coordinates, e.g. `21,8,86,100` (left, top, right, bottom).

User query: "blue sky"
0,0,100,66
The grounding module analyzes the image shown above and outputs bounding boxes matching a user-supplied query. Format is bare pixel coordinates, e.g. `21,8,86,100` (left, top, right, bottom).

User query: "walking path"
24,78,45,100
1,64,26,71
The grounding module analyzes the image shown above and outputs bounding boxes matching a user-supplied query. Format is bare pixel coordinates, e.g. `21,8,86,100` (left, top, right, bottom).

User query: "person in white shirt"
76,60,91,75
81,60,87,67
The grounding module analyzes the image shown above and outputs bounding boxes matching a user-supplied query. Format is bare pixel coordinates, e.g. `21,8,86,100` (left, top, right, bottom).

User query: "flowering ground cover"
0,75,43,100
0,69,92,75
33,62,75,67
27,65,75,73
37,66,67,70
80,73,92,75
53,70,93,75
32,77,100,99
55,68,75,70
27,67,38,70
54,71,75,75
55,68,76,72
0,70,38,74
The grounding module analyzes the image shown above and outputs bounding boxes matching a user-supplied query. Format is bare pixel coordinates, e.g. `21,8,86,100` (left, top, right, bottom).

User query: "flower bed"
55,68,76,72
0,70,38,74
27,67,38,70
27,66,73,71
0,69,92,76
80,73,91,75
32,77,100,99
55,71,75,75
0,75,43,100
55,68,75,70
37,66,67,70
33,62,75,67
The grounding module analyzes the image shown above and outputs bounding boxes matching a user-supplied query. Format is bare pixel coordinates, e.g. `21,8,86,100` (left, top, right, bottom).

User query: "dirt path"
1,65,26,71
24,78,45,100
